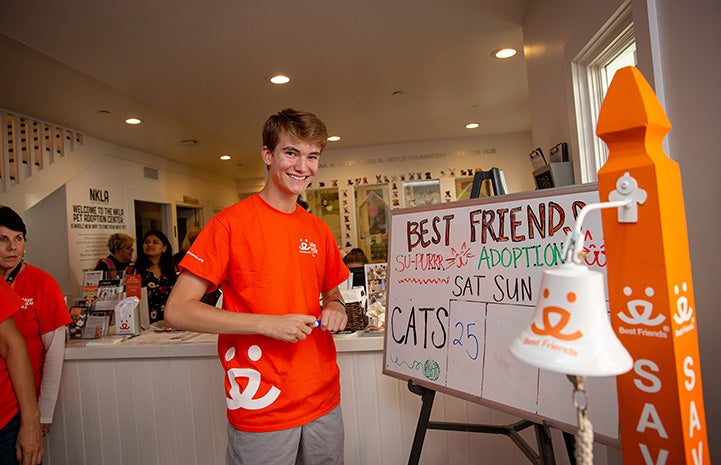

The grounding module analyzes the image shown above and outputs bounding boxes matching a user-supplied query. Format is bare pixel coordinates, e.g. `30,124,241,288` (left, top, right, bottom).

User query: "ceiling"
0,0,531,184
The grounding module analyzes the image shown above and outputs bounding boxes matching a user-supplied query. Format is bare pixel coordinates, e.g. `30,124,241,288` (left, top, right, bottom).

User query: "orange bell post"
597,66,709,465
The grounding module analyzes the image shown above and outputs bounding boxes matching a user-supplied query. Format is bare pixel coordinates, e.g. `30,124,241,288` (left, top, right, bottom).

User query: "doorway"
176,205,203,251
354,184,389,263
134,200,172,252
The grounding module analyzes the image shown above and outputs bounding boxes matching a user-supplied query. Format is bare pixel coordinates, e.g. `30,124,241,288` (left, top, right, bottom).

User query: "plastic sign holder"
597,66,709,464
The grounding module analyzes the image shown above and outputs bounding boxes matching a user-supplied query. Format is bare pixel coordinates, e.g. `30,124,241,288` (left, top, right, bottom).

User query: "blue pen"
312,319,322,328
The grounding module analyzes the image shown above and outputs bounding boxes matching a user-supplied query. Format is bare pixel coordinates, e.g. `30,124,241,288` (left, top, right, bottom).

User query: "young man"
166,108,349,465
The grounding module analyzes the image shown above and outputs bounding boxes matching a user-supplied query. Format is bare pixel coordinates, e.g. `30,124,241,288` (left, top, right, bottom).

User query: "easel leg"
406,380,558,465
562,431,576,465
534,423,557,465
407,380,436,465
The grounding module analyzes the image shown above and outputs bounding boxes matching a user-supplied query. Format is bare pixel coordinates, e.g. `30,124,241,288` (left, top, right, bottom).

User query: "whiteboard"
383,183,621,444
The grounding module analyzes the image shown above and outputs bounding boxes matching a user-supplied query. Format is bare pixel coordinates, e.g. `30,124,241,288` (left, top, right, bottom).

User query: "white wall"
650,2,721,461
321,132,534,195
524,0,721,463
523,0,628,182
8,135,241,295
23,186,70,292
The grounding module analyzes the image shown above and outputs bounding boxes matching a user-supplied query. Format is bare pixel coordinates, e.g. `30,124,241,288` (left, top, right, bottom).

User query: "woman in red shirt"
0,206,70,445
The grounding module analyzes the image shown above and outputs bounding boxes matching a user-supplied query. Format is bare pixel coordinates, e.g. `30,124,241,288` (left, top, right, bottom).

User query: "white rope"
575,407,594,465
569,375,594,465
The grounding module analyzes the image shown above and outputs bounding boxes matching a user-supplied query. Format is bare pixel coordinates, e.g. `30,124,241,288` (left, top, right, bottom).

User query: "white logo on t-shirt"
224,345,280,411
298,238,318,257
187,251,205,263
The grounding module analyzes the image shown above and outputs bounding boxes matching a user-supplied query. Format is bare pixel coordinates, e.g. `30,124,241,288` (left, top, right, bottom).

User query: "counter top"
65,330,384,360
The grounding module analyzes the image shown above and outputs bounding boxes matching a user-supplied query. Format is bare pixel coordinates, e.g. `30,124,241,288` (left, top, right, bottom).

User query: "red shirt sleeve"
0,278,22,322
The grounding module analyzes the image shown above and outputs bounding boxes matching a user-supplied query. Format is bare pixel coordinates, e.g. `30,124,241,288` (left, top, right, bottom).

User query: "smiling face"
0,225,25,276
260,130,321,211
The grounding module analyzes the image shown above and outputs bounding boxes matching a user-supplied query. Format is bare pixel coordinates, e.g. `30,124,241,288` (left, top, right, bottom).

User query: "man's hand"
258,314,317,342
319,300,348,332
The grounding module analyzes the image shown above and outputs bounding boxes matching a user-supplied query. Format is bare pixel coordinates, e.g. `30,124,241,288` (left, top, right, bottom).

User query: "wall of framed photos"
303,131,534,259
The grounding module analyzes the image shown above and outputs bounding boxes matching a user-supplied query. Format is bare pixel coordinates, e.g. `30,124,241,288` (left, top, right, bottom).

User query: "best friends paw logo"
615,286,669,339
298,238,318,257
618,286,665,326
673,282,693,324
531,288,583,341
225,345,280,411
673,281,696,338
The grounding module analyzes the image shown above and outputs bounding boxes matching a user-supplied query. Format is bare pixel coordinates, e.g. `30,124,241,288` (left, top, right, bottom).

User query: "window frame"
571,2,635,182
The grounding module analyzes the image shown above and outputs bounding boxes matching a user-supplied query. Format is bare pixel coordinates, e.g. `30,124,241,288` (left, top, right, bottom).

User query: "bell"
510,262,632,377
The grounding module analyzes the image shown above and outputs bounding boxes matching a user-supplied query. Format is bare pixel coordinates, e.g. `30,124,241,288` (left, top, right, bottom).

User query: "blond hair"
181,226,202,251
107,233,134,253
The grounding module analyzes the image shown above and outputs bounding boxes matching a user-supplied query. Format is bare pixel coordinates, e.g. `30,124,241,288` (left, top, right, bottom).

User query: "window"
602,42,637,91
572,2,636,182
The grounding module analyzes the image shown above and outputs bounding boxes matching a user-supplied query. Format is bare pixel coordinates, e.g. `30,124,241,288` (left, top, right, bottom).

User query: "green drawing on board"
390,354,423,371
389,354,441,381
423,359,441,381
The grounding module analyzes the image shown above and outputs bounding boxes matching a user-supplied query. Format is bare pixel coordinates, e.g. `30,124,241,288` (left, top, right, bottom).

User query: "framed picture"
363,262,387,334
454,177,474,201
402,179,441,207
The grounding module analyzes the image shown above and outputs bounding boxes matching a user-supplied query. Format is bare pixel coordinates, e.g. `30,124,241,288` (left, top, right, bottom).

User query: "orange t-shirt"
180,195,349,432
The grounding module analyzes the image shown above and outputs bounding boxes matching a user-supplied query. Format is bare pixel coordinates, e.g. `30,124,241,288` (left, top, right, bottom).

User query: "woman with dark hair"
343,248,370,289
0,205,70,449
134,230,177,323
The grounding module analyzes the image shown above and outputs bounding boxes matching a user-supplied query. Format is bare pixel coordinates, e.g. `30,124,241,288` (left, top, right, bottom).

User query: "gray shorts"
225,404,344,465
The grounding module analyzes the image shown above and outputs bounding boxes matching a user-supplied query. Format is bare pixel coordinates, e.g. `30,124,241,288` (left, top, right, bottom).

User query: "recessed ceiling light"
181,139,198,146
125,117,142,125
328,136,341,142
493,48,517,59
465,123,480,129
270,74,291,85
220,155,232,161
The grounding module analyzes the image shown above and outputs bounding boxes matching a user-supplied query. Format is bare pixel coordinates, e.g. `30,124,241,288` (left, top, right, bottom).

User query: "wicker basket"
345,301,368,331
340,287,368,331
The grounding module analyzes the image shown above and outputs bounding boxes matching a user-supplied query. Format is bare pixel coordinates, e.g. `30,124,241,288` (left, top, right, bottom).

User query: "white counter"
46,332,576,465
63,330,384,360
